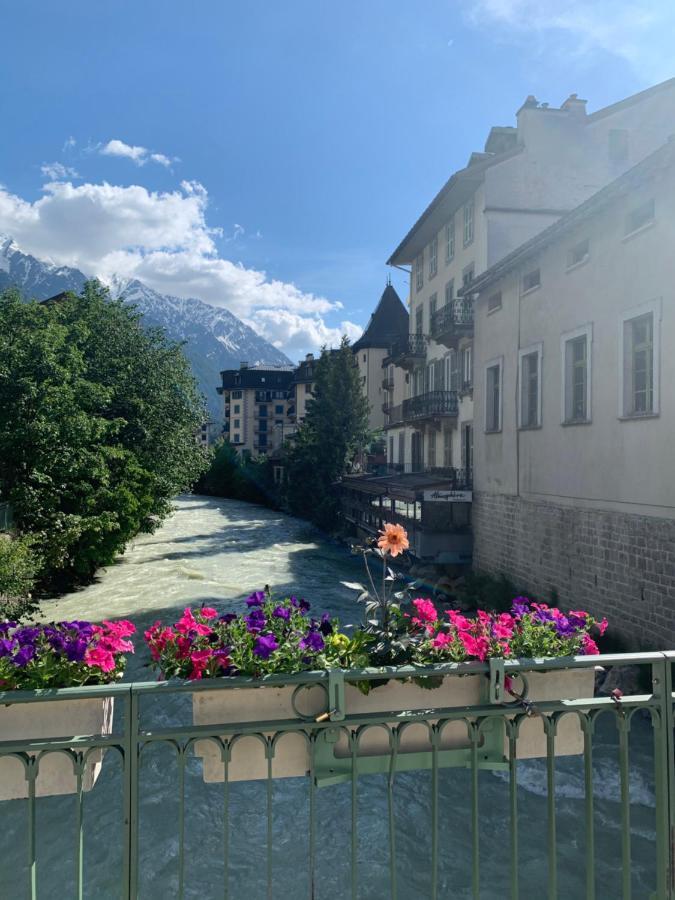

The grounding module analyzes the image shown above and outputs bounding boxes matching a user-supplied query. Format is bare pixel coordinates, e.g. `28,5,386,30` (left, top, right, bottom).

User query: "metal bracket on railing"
316,669,345,722
488,658,506,704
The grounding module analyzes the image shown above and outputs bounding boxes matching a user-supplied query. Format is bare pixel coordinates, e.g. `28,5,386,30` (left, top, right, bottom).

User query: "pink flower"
188,649,213,680
200,607,218,619
84,647,116,673
176,608,212,636
447,611,471,631
581,634,599,655
460,633,490,661
432,632,453,650
492,614,514,640
411,598,438,624
99,636,134,654
597,618,608,636
102,619,136,637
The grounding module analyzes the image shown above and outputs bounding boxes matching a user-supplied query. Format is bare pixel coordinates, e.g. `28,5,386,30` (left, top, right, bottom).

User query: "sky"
1,0,674,359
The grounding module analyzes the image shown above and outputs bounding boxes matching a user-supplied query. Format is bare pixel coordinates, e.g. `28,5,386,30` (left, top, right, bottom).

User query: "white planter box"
0,697,114,800
193,666,595,783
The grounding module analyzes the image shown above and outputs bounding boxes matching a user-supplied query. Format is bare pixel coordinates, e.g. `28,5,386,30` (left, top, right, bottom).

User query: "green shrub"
458,571,520,613
0,534,40,620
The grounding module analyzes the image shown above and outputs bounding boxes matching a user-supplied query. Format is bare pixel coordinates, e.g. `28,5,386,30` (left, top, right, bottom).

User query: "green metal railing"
0,652,673,899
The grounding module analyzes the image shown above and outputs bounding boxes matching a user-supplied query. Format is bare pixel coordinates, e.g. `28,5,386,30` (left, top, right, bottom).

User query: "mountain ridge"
0,235,293,418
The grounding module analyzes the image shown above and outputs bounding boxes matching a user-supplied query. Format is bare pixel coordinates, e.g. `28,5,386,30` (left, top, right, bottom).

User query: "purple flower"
245,610,267,633
219,613,237,624
299,631,324,653
553,616,576,638
12,645,35,667
319,613,333,637
272,605,291,620
14,627,40,645
511,598,530,617
64,638,88,662
290,596,310,613
253,634,279,659
0,638,16,657
246,591,266,607
0,621,16,635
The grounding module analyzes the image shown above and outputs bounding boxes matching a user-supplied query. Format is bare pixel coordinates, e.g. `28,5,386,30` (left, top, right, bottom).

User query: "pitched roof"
352,283,408,352
465,138,675,296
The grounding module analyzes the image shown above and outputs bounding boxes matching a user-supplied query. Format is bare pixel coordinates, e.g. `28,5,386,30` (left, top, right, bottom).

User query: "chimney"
240,361,249,369
561,93,587,116
305,353,314,361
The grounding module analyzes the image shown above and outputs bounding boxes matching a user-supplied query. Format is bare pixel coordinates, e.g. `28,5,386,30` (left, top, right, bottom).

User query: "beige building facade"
470,139,675,646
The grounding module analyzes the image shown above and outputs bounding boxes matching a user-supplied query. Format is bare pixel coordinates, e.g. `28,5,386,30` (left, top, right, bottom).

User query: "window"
461,345,473,388
398,432,405,467
232,391,242,399
445,218,455,262
388,436,394,463
562,327,591,423
522,268,541,293
621,305,660,416
258,405,268,417
463,200,474,247
567,239,589,269
625,199,654,236
415,252,424,291
487,291,502,313
429,236,438,278
429,292,437,324
446,349,459,391
258,419,268,432
233,434,240,443
518,344,542,428
415,305,423,334
275,404,284,414
428,431,437,468
234,404,240,413
444,280,454,306
443,430,452,467
234,418,240,429
609,129,629,162
462,264,475,289
485,360,502,432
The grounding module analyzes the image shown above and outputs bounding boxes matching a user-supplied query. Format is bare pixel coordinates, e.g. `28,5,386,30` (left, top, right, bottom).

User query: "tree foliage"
0,283,209,588
197,440,278,507
284,337,370,530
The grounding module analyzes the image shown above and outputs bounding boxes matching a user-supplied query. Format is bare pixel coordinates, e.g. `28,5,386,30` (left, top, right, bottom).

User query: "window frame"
445,218,455,263
429,236,438,279
463,200,474,247
415,252,424,292
517,342,543,429
444,279,454,305
618,300,661,418
487,291,502,314
624,199,655,239
484,356,503,433
560,324,592,425
522,267,541,295
566,239,590,272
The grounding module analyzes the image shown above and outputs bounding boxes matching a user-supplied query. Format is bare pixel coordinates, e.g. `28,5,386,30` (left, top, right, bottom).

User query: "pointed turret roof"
352,282,408,352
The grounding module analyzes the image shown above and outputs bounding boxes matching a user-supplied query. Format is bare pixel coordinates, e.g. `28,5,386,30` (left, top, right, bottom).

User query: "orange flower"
377,522,409,557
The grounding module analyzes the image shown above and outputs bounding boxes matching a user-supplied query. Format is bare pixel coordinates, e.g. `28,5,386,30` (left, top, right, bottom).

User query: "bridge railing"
0,652,673,899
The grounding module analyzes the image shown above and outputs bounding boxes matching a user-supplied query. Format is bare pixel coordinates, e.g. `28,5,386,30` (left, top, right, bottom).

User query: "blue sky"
1,0,673,357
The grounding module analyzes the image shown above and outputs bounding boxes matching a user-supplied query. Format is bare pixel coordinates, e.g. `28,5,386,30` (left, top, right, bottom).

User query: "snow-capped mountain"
0,236,292,418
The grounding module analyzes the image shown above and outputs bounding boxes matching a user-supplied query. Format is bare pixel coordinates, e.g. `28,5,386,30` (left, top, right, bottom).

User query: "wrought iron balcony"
430,299,473,348
387,333,427,370
402,390,459,423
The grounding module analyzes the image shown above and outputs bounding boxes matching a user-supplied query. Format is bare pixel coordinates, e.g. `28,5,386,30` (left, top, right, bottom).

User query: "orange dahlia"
377,522,409,557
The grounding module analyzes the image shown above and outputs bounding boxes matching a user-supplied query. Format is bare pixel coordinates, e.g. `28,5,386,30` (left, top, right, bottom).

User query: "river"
0,496,661,899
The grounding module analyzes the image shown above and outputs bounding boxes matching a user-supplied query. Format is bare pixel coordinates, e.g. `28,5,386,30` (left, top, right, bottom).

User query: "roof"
464,138,675,297
588,77,675,122
387,146,521,266
352,283,408,352
219,367,294,392
342,471,460,501
40,291,73,305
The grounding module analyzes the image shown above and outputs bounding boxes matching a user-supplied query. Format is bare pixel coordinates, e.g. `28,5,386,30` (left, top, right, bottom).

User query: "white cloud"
100,139,178,168
40,162,80,181
62,136,77,152
465,0,675,80
0,178,358,356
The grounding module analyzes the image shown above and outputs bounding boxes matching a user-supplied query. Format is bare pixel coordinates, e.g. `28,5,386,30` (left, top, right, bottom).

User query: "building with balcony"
289,353,317,426
469,137,675,648
218,363,295,457
352,282,408,431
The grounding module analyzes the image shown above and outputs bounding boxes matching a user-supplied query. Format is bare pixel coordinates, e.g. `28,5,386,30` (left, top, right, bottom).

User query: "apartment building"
469,138,675,647
289,354,316,426
352,282,408,432
219,364,295,457
364,79,675,564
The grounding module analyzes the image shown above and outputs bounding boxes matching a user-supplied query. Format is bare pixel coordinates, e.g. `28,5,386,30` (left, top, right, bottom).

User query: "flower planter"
193,665,595,784
0,697,114,801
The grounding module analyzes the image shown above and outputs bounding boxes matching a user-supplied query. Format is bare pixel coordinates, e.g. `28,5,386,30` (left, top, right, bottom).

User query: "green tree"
284,337,369,530
0,283,208,588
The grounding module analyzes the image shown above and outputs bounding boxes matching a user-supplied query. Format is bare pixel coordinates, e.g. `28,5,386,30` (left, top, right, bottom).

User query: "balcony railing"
379,464,472,487
2,654,674,897
382,375,394,391
402,390,459,422
388,333,427,369
430,299,474,347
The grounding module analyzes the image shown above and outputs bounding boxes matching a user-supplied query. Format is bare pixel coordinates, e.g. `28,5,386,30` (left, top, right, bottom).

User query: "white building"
385,80,675,492
469,138,675,647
